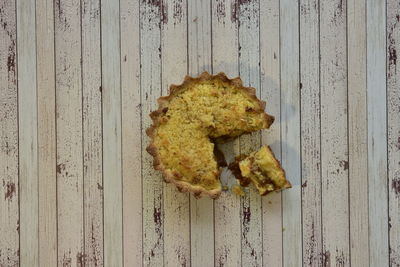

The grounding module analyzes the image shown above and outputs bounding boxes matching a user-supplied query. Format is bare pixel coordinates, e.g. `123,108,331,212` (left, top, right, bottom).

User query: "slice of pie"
228,146,291,195
146,72,274,198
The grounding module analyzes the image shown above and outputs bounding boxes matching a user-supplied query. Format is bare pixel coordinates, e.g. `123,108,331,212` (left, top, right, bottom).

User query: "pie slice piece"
229,146,291,195
146,72,274,198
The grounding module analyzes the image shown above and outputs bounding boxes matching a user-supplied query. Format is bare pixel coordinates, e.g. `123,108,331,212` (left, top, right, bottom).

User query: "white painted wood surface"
348,0,369,266
36,0,57,265
280,0,302,266
82,0,103,265
120,0,142,265
320,0,350,265
299,0,322,266
367,0,389,266
55,0,84,265
101,0,123,265
140,1,164,266
260,0,283,266
17,0,38,265
0,0,19,266
0,0,398,266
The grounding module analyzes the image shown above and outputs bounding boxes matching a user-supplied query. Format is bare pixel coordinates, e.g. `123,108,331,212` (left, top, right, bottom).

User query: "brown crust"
146,72,275,199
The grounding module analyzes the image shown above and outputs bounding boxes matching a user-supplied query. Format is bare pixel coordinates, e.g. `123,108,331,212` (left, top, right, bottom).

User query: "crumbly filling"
229,146,291,195
153,78,270,191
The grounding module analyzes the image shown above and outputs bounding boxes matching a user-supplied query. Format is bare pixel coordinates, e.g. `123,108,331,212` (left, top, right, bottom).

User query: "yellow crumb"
232,184,245,197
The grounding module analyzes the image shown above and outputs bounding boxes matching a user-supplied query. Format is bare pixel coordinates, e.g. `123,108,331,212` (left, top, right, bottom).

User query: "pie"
146,72,274,198
228,146,291,195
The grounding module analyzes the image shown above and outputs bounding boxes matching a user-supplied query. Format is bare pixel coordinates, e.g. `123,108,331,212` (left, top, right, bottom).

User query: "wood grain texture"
120,0,142,265
55,0,84,265
388,1,400,266
260,0,283,266
187,0,214,266
212,1,241,266
140,0,164,266
0,2,398,266
36,0,57,265
238,0,263,266
367,0,389,266
280,0,302,266
0,0,19,265
299,0,322,266
348,0,369,266
17,0,39,264
320,0,350,265
101,0,123,265
82,0,103,265
161,1,190,266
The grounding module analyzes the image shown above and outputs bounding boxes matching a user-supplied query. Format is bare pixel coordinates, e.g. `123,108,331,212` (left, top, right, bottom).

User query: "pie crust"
146,72,274,198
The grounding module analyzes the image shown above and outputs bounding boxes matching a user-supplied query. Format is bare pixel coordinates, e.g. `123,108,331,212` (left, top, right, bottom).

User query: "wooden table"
1,0,398,266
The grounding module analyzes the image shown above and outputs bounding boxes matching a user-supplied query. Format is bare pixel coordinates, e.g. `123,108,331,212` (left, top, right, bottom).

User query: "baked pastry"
146,72,274,198
228,146,291,195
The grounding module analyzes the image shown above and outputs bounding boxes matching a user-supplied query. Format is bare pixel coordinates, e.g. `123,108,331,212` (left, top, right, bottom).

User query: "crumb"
222,185,229,191
282,227,286,232
268,201,272,204
232,184,245,196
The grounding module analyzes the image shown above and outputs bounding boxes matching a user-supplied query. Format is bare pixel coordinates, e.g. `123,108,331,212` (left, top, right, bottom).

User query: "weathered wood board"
0,0,396,266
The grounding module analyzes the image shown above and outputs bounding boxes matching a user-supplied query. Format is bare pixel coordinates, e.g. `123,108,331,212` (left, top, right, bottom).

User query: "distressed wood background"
0,0,399,266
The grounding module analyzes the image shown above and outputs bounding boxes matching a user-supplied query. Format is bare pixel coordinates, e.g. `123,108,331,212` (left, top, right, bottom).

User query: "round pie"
146,72,274,198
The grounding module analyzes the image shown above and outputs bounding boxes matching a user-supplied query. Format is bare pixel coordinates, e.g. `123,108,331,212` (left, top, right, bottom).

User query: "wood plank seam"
53,1,59,262
80,1,85,263
387,0,400,265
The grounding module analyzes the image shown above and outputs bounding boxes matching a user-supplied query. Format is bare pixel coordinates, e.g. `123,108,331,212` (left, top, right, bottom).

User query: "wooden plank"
55,0,84,265
388,1,400,265
259,0,282,265
161,1,190,266
320,0,350,265
36,0,57,265
120,0,142,265
0,0,19,265
82,0,103,265
280,0,302,266
187,1,214,266
140,0,164,266
212,0,241,266
238,0,262,266
17,0,39,265
299,0,322,266
347,0,369,265
101,0,123,265
188,0,212,73
367,0,389,266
